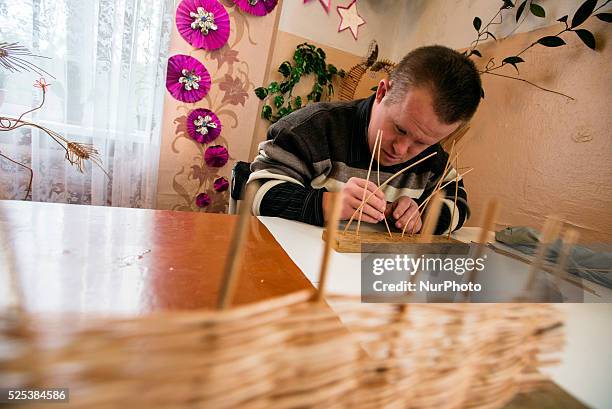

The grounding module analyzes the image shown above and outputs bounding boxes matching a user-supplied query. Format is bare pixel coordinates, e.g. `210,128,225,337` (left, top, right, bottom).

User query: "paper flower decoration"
166,55,211,103
195,192,211,207
176,0,230,50
204,145,229,167
214,177,229,192
187,108,222,144
233,0,278,16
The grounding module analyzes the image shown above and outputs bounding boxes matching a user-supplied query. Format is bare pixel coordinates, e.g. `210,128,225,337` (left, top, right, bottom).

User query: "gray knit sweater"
247,95,469,233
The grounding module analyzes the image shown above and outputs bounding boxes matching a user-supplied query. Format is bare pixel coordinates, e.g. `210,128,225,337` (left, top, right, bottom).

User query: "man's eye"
395,125,406,135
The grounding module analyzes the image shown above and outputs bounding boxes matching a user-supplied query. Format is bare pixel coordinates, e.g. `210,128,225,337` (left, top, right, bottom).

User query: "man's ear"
375,79,390,103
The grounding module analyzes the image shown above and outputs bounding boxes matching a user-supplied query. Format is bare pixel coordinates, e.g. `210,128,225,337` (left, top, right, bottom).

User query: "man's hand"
323,177,386,223
389,196,422,233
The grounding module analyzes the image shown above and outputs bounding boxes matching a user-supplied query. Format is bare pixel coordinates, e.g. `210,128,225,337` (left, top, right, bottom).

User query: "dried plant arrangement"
0,41,107,200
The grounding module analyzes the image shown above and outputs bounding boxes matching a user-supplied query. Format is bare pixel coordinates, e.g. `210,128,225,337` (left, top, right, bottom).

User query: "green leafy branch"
254,43,345,123
467,0,611,99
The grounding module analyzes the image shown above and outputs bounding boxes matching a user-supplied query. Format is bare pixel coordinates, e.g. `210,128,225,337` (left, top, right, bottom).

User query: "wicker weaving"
0,191,564,409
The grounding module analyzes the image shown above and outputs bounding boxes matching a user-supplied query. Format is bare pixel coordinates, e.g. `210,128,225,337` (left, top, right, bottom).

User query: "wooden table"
0,200,312,314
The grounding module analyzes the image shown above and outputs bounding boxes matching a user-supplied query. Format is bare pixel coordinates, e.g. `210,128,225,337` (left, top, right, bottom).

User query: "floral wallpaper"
156,0,280,213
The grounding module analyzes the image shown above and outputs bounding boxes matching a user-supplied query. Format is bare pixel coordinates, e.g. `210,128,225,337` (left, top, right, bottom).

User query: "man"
247,45,482,234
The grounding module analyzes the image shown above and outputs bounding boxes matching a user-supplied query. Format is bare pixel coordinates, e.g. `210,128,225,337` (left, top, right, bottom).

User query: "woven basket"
1,288,563,409
0,194,564,409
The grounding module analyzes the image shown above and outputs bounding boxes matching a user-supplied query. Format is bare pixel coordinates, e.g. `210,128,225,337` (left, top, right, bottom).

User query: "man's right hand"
324,177,386,223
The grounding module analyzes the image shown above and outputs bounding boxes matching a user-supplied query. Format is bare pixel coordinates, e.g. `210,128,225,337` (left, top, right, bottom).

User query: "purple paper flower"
204,145,229,167
166,54,211,103
195,192,211,207
176,0,230,50
214,177,229,192
233,0,278,16
187,108,222,144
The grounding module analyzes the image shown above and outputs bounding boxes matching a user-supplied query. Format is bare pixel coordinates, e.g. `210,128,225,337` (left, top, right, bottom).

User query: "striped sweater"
247,95,469,234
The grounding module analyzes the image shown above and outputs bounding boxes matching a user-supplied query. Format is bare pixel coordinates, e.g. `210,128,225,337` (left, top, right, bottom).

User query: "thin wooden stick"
401,167,474,237
463,199,499,299
343,151,438,233
218,183,258,310
357,130,381,235
525,215,563,292
313,192,343,303
442,123,470,151
555,228,579,288
409,193,443,287
435,141,456,197
376,131,392,238
409,141,458,236
418,192,443,243
404,141,455,237
448,151,460,239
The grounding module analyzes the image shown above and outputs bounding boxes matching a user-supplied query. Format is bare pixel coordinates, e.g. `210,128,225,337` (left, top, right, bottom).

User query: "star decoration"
337,0,365,40
304,0,331,13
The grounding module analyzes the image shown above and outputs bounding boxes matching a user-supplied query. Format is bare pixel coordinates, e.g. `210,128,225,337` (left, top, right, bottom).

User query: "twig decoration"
0,78,109,199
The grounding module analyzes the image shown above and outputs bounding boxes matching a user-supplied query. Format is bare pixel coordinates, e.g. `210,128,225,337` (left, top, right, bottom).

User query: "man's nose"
392,137,411,155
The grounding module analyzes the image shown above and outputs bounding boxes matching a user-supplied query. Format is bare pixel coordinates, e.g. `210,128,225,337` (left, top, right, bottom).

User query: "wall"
156,0,281,212
279,0,402,57
459,19,611,242
390,0,589,60
278,0,584,61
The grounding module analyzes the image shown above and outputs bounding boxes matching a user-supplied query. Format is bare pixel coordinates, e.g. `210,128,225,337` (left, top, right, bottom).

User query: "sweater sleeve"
259,182,327,226
247,118,332,223
416,148,470,235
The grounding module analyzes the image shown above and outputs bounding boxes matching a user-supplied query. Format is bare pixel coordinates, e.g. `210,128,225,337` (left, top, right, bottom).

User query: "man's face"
368,80,461,166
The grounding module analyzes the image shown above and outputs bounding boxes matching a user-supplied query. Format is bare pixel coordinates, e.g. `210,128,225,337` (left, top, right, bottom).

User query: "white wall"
278,0,589,60
279,0,402,59
391,0,589,60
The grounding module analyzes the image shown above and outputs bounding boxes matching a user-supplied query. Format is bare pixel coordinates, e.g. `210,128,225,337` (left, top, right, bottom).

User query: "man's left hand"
389,196,422,233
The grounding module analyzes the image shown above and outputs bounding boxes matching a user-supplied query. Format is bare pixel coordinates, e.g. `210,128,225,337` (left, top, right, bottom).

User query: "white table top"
258,216,612,409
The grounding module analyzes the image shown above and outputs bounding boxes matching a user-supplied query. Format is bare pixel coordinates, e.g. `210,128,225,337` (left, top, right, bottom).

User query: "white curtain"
0,0,173,208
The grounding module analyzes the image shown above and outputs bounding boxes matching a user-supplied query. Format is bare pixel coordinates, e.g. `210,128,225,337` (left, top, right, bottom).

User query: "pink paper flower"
233,0,278,16
166,54,211,103
187,108,222,144
195,192,211,207
176,0,230,50
214,177,229,192
204,145,229,167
